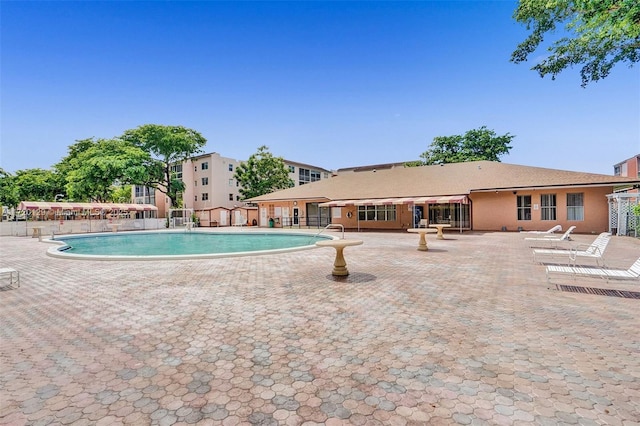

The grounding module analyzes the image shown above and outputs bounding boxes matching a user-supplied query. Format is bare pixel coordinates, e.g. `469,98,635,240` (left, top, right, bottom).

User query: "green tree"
12,168,65,202
111,185,133,204
54,137,104,202
0,168,20,212
234,145,294,200
64,138,154,202
121,124,206,207
54,138,98,186
415,127,514,166
511,0,640,87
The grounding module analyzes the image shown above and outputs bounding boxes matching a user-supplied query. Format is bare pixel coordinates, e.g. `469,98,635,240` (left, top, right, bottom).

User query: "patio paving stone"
0,230,639,425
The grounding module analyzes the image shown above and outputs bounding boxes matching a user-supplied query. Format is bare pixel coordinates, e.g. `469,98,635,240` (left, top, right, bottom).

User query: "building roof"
283,160,332,173
18,201,158,211
337,161,407,173
613,154,640,167
249,160,640,202
187,151,331,173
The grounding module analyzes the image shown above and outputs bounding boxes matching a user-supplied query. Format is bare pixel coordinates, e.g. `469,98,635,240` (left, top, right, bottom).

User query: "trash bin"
268,218,274,228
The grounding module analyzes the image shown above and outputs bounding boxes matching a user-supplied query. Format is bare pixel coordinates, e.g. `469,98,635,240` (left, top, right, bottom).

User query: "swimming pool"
47,231,334,260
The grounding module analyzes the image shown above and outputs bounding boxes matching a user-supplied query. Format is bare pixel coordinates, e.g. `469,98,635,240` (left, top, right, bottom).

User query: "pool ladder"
314,224,344,240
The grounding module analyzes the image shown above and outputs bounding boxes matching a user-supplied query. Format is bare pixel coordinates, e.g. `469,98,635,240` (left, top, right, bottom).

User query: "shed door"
260,207,268,227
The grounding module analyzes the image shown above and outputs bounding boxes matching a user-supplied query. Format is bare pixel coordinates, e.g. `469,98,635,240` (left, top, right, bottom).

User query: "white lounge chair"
521,224,562,234
525,225,576,248
546,257,640,283
533,232,611,266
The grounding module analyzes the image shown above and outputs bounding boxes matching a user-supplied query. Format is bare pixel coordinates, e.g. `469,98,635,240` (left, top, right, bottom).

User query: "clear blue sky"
1,1,639,175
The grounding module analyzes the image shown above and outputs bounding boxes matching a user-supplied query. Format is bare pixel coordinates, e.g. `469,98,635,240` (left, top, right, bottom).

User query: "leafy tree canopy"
0,168,20,209
413,126,514,166
63,138,154,202
234,145,294,200
111,185,133,204
511,0,640,86
12,168,65,203
54,137,97,178
120,124,206,207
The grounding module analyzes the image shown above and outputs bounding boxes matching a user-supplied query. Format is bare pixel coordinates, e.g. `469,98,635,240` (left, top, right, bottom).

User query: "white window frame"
567,193,584,221
517,195,532,221
540,194,556,221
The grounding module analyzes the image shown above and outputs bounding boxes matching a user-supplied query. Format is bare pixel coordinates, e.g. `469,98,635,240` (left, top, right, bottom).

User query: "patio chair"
233,216,247,227
525,225,576,248
546,257,640,283
520,224,562,234
533,232,611,266
0,268,20,289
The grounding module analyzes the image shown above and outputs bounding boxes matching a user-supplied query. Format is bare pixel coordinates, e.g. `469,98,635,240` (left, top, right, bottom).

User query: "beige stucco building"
133,152,332,225
249,161,640,234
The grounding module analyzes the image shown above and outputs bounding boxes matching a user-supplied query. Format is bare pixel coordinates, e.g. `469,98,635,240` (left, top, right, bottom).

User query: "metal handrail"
313,223,344,239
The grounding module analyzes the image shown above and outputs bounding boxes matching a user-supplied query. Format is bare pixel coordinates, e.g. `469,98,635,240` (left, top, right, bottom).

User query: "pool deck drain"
556,284,640,299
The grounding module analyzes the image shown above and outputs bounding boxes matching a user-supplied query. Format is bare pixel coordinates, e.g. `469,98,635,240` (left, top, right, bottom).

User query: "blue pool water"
50,231,332,259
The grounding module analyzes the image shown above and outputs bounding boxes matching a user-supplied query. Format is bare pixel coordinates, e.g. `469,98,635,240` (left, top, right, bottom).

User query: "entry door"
260,207,268,227
293,208,299,225
219,210,227,226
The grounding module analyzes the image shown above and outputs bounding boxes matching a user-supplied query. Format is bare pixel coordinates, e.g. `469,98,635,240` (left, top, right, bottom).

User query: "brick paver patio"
1,230,639,425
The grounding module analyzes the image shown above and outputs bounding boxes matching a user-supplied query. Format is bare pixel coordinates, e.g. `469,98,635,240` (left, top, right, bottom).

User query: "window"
236,195,240,201
357,205,396,221
202,177,208,186
289,165,295,173
134,186,156,205
229,193,233,201
201,162,209,170
194,195,198,202
229,179,234,186
517,195,532,221
540,194,556,221
567,193,584,221
171,164,183,179
299,168,321,185
134,185,147,197
202,193,208,201
194,180,197,187
614,163,628,176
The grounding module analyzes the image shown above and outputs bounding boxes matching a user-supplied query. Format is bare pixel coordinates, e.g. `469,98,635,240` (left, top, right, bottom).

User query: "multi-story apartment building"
133,152,332,222
614,154,640,178
182,152,243,211
285,160,333,186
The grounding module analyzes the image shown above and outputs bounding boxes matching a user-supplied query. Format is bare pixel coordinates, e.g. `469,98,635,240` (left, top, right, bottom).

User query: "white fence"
0,218,166,237
607,193,639,237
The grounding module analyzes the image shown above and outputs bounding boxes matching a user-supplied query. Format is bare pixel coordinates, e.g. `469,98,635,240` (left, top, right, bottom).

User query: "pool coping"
44,228,339,261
